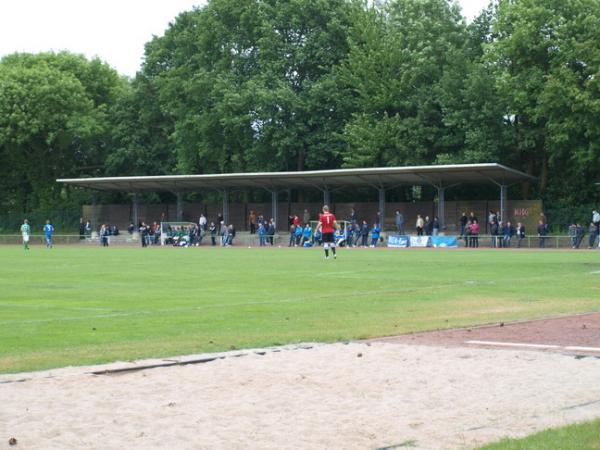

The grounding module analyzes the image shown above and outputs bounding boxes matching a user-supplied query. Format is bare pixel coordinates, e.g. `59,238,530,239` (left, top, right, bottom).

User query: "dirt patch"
374,312,600,356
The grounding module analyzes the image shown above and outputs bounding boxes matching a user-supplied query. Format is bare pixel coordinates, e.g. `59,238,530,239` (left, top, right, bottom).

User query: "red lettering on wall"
514,208,529,217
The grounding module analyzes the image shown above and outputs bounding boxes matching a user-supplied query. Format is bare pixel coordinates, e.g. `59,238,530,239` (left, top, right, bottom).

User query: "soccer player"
43,219,55,248
315,205,340,259
20,219,31,250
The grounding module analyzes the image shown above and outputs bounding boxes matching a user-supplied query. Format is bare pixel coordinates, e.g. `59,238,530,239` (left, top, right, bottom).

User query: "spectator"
416,215,424,236
489,211,499,248
288,225,296,247
424,216,433,236
370,223,381,247
293,215,301,228
79,218,85,240
537,220,548,248
502,221,515,247
352,223,361,247
127,222,135,234
459,212,468,238
575,223,585,249
568,223,578,248
395,211,405,235
516,222,526,248
465,220,473,247
588,222,598,249
199,214,207,231
249,210,257,234
470,219,480,248
100,224,109,247
593,210,600,245
294,223,303,246
139,222,149,247
258,222,267,246
468,211,478,224
360,220,369,247
350,208,357,226
313,228,322,246
267,219,275,245
209,221,217,246
85,220,92,239
432,216,440,236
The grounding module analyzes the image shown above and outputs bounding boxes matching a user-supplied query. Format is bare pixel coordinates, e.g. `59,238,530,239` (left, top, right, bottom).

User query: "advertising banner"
387,235,410,248
410,236,431,247
430,236,459,248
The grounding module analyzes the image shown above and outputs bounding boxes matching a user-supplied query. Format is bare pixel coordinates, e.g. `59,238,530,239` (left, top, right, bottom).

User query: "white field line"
565,346,600,352
466,340,600,353
465,340,561,350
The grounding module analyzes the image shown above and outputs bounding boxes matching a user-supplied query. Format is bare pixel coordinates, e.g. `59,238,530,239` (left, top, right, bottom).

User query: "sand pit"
2,342,600,450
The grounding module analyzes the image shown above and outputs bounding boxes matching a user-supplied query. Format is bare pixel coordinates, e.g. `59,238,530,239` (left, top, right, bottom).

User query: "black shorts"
322,232,334,243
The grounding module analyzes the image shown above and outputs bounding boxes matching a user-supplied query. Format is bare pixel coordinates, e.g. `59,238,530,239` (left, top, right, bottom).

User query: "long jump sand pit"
3,327,600,450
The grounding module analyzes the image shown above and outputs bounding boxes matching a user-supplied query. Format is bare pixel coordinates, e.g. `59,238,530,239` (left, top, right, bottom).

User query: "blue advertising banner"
430,236,459,248
387,235,410,248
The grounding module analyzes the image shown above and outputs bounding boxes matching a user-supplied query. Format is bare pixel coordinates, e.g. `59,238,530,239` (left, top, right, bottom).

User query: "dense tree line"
1,0,599,228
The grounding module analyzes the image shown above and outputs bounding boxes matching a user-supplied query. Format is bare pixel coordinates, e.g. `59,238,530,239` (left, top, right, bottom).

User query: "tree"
0,52,124,213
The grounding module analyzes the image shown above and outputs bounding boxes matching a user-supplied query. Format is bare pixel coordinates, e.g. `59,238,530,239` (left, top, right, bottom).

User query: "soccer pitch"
1,246,599,373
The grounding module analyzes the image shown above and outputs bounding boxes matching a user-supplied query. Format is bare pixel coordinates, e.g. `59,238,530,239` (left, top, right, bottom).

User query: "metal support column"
222,189,229,225
500,185,508,222
437,187,446,229
132,193,139,227
91,194,97,233
323,188,331,206
271,190,278,228
378,188,386,229
176,192,183,222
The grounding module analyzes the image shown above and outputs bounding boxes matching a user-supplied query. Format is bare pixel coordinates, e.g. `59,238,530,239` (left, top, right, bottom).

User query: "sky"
0,0,490,77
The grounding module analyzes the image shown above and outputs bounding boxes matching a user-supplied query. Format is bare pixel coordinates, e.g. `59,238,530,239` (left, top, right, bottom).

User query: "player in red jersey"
316,205,340,259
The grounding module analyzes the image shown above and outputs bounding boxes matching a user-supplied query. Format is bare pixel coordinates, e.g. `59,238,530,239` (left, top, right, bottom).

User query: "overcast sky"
0,0,490,77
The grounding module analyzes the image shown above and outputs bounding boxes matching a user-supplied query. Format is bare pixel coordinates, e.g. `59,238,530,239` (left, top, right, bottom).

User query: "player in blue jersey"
43,219,55,248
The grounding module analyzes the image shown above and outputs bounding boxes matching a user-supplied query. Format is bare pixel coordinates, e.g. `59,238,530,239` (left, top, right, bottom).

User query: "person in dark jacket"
589,222,598,249
424,216,433,236
516,222,526,248
537,220,548,248
502,221,515,247
360,221,369,247
209,222,217,246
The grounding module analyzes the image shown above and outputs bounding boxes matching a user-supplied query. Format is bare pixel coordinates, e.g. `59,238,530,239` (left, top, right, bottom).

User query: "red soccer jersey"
319,212,336,233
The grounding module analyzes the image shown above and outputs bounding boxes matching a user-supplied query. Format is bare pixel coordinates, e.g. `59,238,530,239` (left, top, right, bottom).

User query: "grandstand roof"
57,163,535,192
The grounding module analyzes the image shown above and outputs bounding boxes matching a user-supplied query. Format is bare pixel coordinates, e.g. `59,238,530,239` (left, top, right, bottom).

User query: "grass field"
1,246,600,374
480,418,600,449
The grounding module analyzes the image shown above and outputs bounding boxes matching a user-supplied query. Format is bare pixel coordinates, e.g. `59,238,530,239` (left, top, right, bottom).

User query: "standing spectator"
588,222,598,249
468,211,478,224
293,215,301,228
288,225,296,247
459,212,468,238
302,209,311,226
502,221,515,247
43,219,55,248
568,223,578,248
593,210,600,245
139,222,149,247
575,223,585,249
395,211,405,235
221,223,229,246
489,210,499,247
267,219,276,245
360,220,369,247
100,224,110,247
258,222,267,246
127,222,135,234
294,223,303,246
416,215,424,236
424,216,433,236
537,220,548,248
79,218,85,240
370,223,380,247
465,220,473,247
249,210,257,234
516,222,526,248
350,208,357,226
209,222,217,246
85,220,92,239
432,216,440,236
199,214,207,231
470,219,480,248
